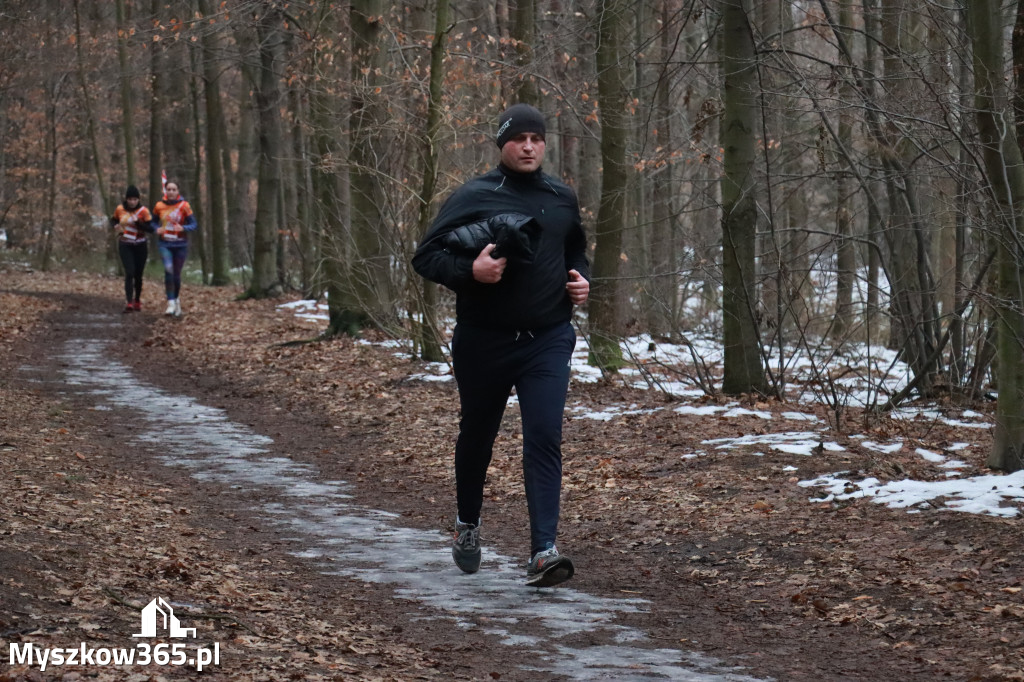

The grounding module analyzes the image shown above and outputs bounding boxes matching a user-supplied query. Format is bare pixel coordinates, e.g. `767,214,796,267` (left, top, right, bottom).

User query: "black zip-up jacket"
412,163,591,331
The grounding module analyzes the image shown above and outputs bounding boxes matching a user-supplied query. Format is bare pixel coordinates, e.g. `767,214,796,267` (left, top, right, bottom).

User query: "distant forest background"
1,1,1023,470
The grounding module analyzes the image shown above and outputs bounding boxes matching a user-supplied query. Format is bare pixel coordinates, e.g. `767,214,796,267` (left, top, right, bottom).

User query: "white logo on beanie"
497,118,512,138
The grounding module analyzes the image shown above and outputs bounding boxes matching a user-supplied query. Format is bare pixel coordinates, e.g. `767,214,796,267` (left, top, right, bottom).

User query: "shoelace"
531,547,558,567
457,527,479,549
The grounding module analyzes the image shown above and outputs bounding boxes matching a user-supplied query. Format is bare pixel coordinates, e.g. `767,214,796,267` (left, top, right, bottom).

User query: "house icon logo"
132,597,196,638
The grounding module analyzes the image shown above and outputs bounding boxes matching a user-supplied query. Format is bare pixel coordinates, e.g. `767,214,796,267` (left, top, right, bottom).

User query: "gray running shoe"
526,545,574,587
452,520,481,573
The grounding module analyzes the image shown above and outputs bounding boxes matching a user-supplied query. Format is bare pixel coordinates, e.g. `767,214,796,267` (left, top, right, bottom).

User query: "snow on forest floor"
278,299,1021,519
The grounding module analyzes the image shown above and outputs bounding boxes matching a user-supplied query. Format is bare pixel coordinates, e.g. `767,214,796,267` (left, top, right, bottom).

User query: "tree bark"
188,45,209,283
334,0,389,334
147,0,164,213
646,0,678,337
861,0,882,342
309,4,350,334
72,0,112,215
230,25,259,270
832,1,855,339
413,0,451,362
720,0,766,395
247,3,285,299
114,0,136,186
589,0,628,371
511,0,539,105
967,0,1024,472
197,0,231,286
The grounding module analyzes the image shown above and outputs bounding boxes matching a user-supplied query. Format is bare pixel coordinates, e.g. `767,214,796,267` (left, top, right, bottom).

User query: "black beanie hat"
125,185,140,200
496,103,546,148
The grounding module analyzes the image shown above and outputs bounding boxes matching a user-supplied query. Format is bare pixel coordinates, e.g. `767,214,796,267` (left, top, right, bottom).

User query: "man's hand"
567,269,589,305
472,243,507,283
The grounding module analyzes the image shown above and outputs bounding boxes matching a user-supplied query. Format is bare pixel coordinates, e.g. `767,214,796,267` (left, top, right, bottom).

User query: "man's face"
500,132,545,173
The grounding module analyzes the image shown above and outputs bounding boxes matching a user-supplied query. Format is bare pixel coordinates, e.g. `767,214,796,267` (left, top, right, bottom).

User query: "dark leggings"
452,322,576,556
158,242,189,299
118,241,148,302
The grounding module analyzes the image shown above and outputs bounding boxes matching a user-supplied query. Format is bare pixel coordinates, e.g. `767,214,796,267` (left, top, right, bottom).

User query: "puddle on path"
23,322,767,681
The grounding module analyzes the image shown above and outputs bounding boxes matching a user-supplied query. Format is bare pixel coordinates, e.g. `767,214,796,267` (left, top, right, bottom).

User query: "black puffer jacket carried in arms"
412,163,590,332
441,213,541,263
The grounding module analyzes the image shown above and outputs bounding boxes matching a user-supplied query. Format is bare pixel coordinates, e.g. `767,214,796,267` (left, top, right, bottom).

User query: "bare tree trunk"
188,45,209,283
878,0,939,394
832,2,855,338
197,0,231,286
720,0,766,395
72,0,114,271
861,0,882,342
646,0,677,337
334,0,389,334
757,0,783,341
589,0,628,371
289,86,316,297
72,0,112,215
247,3,284,299
413,0,451,362
230,26,259,271
967,0,1024,472
277,174,288,287
951,6,971,387
163,39,197,200
41,74,65,271
114,0,136,186
147,0,164,212
511,0,539,105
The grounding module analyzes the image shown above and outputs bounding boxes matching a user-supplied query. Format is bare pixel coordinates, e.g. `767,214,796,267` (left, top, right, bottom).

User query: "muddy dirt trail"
4,271,1021,681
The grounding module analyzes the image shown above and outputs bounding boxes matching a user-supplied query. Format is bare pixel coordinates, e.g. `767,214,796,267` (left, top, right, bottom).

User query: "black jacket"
412,164,590,331
441,213,541,263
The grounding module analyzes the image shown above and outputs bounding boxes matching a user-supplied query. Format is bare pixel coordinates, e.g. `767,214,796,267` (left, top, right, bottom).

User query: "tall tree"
967,0,1024,472
832,0,855,338
589,0,628,371
229,25,258,268
879,0,939,393
719,0,766,395
332,0,389,334
645,0,679,337
511,0,539,105
861,0,883,342
196,0,231,285
147,0,164,212
72,0,112,215
188,44,210,282
414,0,451,362
290,85,316,297
39,0,66,271
246,2,285,299
308,4,351,338
114,0,136,186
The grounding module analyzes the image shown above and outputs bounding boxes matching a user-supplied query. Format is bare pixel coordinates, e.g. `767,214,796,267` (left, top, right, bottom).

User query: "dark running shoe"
452,520,481,573
526,545,574,588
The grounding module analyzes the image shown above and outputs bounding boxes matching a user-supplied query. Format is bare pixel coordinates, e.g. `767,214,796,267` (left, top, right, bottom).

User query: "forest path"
3,269,1020,681
4,289,760,681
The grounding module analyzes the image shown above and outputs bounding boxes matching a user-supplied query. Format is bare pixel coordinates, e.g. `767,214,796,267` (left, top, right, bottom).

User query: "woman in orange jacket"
150,180,197,317
109,185,152,313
